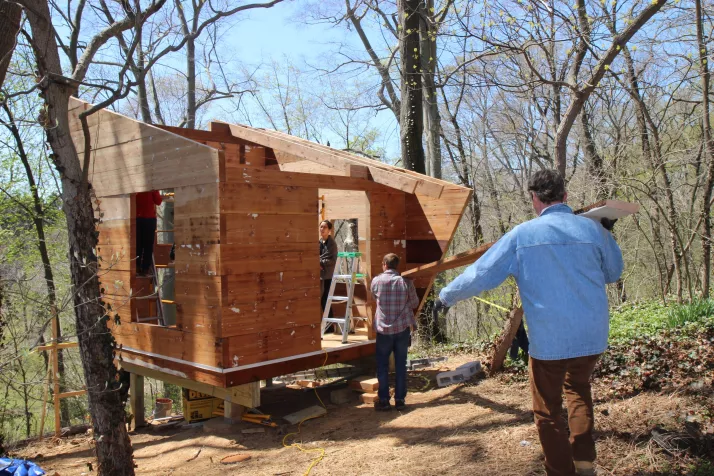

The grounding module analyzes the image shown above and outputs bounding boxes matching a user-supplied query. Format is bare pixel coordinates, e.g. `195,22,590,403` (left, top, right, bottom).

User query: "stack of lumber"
349,376,380,404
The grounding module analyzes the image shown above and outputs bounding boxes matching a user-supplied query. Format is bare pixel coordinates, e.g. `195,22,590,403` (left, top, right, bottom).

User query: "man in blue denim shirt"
436,170,623,476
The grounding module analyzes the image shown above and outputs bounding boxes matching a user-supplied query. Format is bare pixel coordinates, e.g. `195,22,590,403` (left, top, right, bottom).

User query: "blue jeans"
376,329,410,401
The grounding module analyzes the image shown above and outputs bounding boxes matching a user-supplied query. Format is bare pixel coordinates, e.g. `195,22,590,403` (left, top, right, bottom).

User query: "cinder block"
456,361,482,378
330,388,355,405
436,370,467,388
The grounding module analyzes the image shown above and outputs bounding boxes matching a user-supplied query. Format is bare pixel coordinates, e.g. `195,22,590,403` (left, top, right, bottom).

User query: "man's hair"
320,220,333,230
383,253,400,270
527,169,566,204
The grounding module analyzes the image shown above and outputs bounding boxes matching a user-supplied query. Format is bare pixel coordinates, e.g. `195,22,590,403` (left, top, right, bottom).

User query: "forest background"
0,0,712,459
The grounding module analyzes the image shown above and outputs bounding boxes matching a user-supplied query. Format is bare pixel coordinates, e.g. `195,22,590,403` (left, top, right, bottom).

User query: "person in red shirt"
135,191,163,276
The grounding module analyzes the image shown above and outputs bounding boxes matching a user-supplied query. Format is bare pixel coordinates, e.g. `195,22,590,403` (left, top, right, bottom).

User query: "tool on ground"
321,252,367,343
242,412,278,427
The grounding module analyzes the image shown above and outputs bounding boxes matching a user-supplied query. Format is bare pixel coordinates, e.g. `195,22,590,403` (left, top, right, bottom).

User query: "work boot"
374,399,391,412
395,400,406,411
574,461,596,476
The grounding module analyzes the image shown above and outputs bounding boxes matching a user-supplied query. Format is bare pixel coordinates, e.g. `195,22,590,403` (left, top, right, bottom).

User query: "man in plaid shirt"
370,253,420,411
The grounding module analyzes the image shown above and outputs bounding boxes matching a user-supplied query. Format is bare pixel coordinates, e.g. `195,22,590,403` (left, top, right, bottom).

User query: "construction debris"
407,356,448,370
349,376,379,392
283,405,327,425
220,454,252,464
436,361,482,388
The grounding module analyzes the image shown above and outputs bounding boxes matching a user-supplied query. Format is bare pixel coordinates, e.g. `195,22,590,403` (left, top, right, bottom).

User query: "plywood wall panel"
69,98,221,197
223,214,315,245
219,183,317,215
223,324,320,368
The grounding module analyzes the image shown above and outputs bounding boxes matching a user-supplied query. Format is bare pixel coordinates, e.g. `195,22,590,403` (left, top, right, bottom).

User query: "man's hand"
601,217,618,231
433,298,450,315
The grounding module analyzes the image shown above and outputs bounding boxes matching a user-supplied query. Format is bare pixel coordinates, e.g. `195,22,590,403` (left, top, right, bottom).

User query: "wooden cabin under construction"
68,98,471,412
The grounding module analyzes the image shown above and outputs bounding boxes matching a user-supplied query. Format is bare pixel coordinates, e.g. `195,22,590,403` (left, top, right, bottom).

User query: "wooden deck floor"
320,330,371,350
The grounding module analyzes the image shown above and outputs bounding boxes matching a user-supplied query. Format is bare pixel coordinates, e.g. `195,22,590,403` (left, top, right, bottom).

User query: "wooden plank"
221,242,318,275
401,243,494,279
68,100,221,199
225,165,393,193
368,191,407,240
575,199,640,220
223,325,320,367
98,269,133,296
260,128,448,198
220,183,317,215
110,321,224,368
174,183,220,216
96,195,132,221
223,214,316,245
35,342,79,352
120,360,260,407
488,307,524,375
130,373,146,429
97,220,132,247
283,405,326,425
233,125,446,197
118,351,226,387
224,339,375,387
96,244,134,272
224,270,320,303
218,122,431,195
55,390,87,399
155,124,257,146
221,297,320,337
174,214,220,246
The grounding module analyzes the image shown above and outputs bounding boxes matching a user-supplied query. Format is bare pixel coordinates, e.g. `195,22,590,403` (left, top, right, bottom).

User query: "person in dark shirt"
135,191,162,276
319,220,338,320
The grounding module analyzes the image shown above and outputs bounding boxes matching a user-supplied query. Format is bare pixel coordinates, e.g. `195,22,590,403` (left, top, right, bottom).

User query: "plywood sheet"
221,298,320,336
68,98,221,197
223,324,320,367
110,321,224,368
220,183,317,215
223,214,316,245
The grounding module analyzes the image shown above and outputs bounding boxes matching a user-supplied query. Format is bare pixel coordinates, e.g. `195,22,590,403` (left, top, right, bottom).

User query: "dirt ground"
11,355,710,476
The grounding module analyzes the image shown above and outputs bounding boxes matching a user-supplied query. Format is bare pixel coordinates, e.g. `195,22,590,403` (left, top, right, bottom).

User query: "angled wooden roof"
212,121,467,198
68,98,470,200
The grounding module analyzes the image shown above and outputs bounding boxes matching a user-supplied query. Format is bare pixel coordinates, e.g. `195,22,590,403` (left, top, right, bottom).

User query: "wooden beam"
260,127,450,196
488,307,524,375
402,242,494,279
54,390,87,399
156,124,258,146
217,121,443,197
226,165,395,192
35,342,78,352
119,360,260,408
130,373,146,429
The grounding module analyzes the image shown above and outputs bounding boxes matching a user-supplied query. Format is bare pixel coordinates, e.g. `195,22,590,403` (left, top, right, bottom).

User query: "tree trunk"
186,36,196,128
696,0,714,297
0,1,21,88
399,0,425,174
21,1,134,473
419,0,441,179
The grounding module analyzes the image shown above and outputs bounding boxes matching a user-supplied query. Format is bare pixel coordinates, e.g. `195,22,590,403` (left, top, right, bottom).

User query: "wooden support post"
51,314,61,437
38,367,51,439
488,307,524,375
223,400,245,423
130,373,146,430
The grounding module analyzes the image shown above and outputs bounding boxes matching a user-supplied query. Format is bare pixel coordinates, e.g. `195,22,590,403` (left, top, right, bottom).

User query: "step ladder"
321,252,367,344
135,242,175,326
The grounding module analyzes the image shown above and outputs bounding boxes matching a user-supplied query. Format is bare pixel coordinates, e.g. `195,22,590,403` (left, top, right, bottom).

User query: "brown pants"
529,354,600,476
